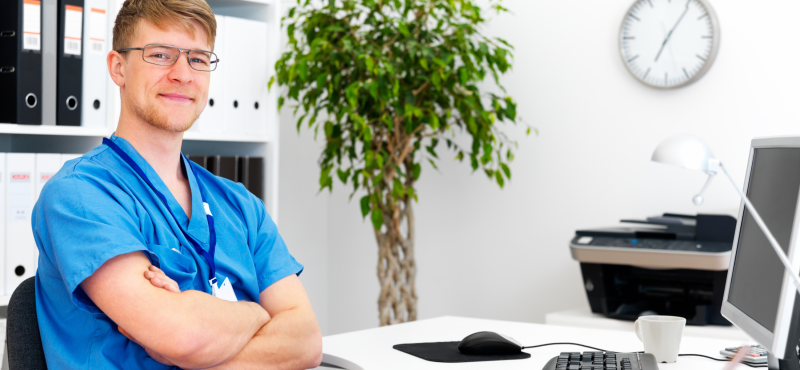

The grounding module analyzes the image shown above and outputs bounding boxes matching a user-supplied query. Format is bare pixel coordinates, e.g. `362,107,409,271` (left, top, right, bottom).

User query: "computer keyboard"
542,351,659,370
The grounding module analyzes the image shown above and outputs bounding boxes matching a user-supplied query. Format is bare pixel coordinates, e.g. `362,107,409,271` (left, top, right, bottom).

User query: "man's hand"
143,266,180,293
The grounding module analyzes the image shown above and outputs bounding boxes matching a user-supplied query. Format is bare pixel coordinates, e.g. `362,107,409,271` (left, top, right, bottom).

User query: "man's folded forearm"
134,289,272,369
202,305,322,370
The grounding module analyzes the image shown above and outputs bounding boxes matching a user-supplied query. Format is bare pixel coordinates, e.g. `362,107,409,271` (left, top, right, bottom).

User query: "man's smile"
158,92,194,102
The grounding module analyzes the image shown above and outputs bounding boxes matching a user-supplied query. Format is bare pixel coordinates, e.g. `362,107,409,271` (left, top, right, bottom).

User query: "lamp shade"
651,134,716,172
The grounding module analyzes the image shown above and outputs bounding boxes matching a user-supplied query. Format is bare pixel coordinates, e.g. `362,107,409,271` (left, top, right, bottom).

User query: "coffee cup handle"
634,319,642,342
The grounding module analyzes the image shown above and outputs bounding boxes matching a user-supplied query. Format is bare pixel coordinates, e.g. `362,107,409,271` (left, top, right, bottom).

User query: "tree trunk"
376,193,417,326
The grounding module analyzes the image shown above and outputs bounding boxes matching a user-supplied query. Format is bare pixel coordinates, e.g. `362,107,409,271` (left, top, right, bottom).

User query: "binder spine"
5,153,35,295
0,154,6,294
41,0,58,125
0,0,43,125
0,0,20,124
56,0,83,126
80,0,106,127
18,0,43,125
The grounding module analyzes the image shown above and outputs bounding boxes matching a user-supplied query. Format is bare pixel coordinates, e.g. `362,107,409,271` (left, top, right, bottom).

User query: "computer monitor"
721,137,800,370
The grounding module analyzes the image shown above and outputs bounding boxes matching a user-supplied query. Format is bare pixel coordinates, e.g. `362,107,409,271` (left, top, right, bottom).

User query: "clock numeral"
697,13,709,20
629,14,641,21
701,35,712,39
665,73,668,85
623,36,635,40
643,68,651,79
696,54,706,62
627,55,640,63
683,68,690,79
647,0,653,8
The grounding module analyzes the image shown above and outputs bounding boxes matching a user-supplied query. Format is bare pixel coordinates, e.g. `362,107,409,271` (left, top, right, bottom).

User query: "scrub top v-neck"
31,135,303,369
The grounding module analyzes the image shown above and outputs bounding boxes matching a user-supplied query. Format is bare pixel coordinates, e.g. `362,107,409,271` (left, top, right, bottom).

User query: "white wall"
277,103,331,335
279,0,800,336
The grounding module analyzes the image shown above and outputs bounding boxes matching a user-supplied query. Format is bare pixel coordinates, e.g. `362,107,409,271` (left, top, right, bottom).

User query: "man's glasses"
116,44,220,72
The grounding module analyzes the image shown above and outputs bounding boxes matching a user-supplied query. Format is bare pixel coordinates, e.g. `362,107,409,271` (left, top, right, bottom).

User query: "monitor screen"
728,147,800,333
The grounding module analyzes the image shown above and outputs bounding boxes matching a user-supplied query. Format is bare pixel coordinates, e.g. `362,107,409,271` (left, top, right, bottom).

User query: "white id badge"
211,277,237,301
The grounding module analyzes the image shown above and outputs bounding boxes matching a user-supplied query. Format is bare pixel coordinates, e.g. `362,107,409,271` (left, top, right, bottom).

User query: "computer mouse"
457,331,523,355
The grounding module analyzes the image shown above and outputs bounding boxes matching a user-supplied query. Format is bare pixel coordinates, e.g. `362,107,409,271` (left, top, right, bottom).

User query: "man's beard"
132,95,200,133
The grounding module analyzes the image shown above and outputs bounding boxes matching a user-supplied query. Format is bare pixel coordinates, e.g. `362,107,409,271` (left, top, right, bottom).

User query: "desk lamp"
651,134,800,294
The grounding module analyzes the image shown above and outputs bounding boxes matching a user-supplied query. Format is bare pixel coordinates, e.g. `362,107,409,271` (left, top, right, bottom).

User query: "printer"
570,213,736,326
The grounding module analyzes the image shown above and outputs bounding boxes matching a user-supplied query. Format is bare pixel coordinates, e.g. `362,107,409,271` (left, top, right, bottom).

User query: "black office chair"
7,276,47,370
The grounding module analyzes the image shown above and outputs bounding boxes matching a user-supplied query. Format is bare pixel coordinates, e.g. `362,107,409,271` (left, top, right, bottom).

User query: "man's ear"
107,51,125,88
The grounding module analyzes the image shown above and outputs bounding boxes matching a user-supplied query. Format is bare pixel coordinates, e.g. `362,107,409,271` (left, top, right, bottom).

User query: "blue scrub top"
32,136,304,369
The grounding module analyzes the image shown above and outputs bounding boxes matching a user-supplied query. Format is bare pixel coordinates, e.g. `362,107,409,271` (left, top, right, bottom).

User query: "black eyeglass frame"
115,43,220,72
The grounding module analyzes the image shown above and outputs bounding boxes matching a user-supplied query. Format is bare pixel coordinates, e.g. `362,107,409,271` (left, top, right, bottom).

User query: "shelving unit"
0,0,282,309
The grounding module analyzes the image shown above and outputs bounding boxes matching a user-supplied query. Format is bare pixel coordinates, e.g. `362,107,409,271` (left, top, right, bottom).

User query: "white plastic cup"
634,315,686,363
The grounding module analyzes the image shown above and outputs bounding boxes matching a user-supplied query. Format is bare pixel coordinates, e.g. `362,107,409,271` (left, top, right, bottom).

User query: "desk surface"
321,316,754,370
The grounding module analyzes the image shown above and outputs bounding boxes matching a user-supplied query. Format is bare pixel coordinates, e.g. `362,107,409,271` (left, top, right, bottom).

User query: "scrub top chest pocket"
146,243,199,291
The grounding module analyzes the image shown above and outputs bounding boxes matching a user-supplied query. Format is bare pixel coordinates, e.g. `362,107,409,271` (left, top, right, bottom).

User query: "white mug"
634,315,686,363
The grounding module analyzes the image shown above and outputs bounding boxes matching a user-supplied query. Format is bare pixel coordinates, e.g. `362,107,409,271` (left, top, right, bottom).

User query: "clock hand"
655,0,691,62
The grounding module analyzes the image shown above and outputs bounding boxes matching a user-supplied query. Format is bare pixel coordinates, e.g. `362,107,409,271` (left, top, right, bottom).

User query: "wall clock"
620,0,720,89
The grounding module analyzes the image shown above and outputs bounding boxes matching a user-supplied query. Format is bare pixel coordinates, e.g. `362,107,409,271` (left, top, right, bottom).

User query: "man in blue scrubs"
31,0,322,368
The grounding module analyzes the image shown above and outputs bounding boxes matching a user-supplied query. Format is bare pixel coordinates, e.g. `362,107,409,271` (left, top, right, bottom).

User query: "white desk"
545,307,752,342
321,316,753,370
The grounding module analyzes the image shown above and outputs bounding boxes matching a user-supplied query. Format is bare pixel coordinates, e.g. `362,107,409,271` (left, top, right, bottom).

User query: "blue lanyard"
102,137,219,287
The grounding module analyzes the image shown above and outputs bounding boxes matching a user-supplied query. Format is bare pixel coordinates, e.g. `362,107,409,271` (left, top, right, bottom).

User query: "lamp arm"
719,162,800,292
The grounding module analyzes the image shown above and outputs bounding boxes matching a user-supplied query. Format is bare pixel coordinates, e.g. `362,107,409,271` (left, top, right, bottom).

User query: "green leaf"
495,170,505,188
431,114,439,131
428,158,439,170
407,187,418,202
324,121,334,138
412,163,421,180
298,60,308,80
371,208,384,230
369,81,378,100
337,168,351,184
420,59,429,70
363,126,372,142
376,152,384,169
426,146,439,159
360,195,370,218
398,23,410,37
366,57,375,73
392,178,405,199
500,162,511,179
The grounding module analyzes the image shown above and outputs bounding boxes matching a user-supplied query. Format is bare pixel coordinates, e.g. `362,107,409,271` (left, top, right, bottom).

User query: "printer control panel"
572,236,732,253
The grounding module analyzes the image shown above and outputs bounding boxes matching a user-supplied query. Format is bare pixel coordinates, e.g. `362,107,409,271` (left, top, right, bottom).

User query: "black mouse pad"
393,341,531,363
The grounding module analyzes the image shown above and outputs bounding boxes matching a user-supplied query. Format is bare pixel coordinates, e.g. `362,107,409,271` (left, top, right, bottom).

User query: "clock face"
620,0,720,88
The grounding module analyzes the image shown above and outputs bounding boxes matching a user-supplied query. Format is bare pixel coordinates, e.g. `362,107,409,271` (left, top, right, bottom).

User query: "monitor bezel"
720,136,800,359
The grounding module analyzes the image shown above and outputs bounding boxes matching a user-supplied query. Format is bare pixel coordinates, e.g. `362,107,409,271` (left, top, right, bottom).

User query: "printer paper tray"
570,243,731,270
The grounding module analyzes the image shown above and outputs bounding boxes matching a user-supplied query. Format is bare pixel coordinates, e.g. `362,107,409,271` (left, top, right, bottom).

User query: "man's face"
122,20,210,132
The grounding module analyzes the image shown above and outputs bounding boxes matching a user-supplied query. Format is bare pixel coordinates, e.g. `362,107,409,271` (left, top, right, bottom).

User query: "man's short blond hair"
113,0,217,52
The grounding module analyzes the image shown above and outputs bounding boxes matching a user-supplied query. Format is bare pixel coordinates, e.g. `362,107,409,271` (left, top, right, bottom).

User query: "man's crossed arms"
80,252,322,370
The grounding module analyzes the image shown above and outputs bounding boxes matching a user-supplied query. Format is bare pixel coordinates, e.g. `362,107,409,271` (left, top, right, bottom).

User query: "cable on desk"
678,354,767,368
521,342,611,352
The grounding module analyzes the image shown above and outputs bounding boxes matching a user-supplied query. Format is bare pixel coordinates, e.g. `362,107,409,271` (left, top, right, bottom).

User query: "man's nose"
166,53,195,83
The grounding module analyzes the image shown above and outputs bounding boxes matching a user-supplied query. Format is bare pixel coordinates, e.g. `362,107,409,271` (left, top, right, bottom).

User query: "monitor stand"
769,347,800,370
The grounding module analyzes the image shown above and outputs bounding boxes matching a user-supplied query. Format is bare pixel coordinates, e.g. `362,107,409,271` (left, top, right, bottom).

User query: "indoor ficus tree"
272,0,528,326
